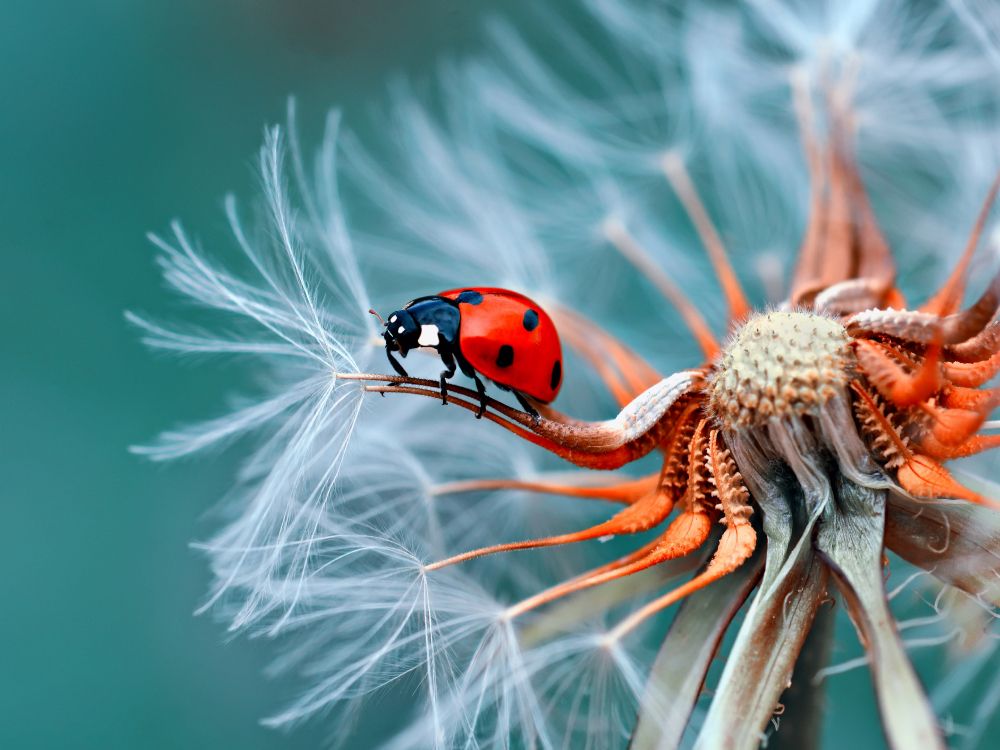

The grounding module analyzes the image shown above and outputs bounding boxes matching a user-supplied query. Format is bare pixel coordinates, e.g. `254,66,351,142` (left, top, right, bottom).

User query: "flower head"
136,1,1000,747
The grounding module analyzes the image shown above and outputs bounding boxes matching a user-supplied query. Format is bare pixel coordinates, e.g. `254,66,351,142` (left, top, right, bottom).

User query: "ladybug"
372,287,563,418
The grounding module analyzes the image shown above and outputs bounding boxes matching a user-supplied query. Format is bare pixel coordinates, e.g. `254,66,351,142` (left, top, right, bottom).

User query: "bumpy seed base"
708,311,854,430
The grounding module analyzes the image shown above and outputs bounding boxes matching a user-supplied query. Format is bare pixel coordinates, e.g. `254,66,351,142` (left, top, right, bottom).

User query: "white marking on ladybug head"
417,324,440,347
397,326,406,335
389,314,398,323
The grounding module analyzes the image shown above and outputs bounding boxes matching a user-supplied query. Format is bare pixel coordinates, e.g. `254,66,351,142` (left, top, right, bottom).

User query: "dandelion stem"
630,545,763,750
817,477,946,750
769,596,836,750
693,477,829,750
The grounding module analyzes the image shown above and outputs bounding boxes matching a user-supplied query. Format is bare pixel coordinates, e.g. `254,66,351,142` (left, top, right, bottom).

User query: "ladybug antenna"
368,308,386,326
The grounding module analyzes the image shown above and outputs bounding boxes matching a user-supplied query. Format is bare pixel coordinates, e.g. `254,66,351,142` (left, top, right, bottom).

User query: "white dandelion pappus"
131,116,377,628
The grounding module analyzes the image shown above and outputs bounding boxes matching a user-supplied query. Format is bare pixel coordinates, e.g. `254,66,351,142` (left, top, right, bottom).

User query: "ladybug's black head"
382,308,421,356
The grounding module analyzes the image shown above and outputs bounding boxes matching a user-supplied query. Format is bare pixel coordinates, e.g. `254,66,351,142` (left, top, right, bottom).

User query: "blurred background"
2,1,996,748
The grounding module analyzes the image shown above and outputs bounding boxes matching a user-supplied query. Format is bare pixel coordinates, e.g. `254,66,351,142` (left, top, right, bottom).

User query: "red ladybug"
373,287,563,418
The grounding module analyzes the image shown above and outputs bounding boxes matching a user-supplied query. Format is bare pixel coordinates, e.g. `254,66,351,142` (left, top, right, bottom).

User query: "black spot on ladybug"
550,360,562,390
496,344,515,368
456,290,484,305
522,309,539,331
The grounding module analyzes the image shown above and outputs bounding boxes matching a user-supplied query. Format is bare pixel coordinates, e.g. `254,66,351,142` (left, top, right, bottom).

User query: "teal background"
1,1,991,749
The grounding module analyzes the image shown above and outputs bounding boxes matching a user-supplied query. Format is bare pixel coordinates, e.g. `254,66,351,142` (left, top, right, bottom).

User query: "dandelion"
135,1,1000,747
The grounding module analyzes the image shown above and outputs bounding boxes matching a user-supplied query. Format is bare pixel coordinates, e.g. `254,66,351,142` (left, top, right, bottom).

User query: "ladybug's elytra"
374,287,563,418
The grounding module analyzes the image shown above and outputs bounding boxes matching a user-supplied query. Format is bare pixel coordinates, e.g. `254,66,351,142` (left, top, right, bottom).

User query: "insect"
372,287,563,418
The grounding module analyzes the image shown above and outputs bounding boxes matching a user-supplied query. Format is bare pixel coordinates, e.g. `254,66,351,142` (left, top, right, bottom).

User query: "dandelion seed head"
709,311,852,429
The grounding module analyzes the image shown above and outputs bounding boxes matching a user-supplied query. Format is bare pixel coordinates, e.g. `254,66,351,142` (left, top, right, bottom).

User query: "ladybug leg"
384,348,409,391
471,373,488,419
438,349,458,407
455,353,488,419
513,390,540,420
438,372,450,406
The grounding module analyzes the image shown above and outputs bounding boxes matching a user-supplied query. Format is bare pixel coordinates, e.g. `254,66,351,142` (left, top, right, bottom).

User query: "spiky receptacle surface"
709,311,854,430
